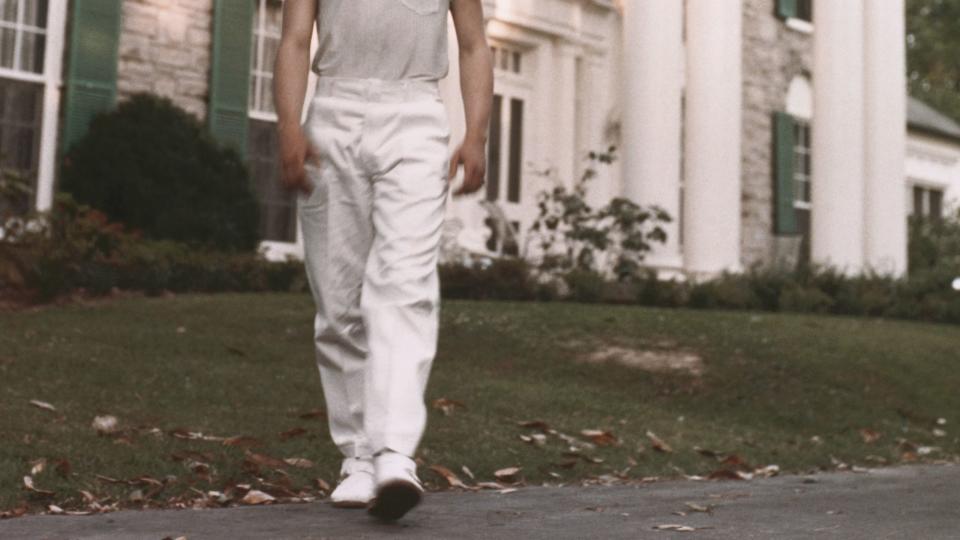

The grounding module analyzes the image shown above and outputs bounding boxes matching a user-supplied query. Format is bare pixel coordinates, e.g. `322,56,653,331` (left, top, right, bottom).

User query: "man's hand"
450,0,493,197
278,123,319,196
448,137,486,196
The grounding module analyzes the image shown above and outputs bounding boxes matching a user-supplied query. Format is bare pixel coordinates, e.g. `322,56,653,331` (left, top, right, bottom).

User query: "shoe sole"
367,480,422,521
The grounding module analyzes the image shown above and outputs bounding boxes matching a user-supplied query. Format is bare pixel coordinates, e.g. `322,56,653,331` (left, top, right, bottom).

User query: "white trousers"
297,76,451,459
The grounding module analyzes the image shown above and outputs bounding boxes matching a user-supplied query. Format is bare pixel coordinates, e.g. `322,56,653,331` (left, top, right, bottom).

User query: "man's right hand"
278,123,319,196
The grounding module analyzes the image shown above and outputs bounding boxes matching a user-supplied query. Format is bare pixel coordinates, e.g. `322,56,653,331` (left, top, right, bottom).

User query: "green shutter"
773,111,799,235
209,0,254,156
62,0,123,152
775,0,797,20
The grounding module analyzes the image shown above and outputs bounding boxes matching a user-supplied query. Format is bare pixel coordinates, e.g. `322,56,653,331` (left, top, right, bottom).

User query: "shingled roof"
907,96,960,143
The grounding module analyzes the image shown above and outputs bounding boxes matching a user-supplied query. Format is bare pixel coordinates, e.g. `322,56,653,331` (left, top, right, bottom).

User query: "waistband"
313,76,441,103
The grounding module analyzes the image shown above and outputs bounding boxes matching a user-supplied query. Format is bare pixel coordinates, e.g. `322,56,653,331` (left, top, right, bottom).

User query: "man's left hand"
448,138,486,197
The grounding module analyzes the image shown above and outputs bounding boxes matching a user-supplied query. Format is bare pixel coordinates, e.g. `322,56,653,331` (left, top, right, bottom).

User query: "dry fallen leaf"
23,475,55,496
223,436,263,448
720,454,752,471
581,429,620,447
315,478,331,493
859,428,881,444
92,415,119,435
653,524,697,532
428,465,470,489
646,431,673,453
431,398,466,416
754,464,780,477
52,458,71,478
29,399,56,412
494,467,523,484
0,504,29,519
517,420,550,432
278,427,307,441
29,458,46,476
298,409,326,420
694,446,720,459
240,489,275,505
519,433,547,446
461,465,475,480
244,451,288,469
684,502,713,513
283,458,315,469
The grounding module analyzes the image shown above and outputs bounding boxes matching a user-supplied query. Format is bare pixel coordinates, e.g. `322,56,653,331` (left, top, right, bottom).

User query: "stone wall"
116,0,214,120
740,0,813,270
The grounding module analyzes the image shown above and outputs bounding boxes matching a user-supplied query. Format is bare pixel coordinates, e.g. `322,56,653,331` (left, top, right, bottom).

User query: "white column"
863,0,907,277
812,0,865,274
555,43,579,190
683,0,743,276
620,0,684,270
35,0,68,212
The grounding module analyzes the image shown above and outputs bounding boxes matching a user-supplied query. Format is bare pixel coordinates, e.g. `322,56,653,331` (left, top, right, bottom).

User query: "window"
485,94,501,202
249,0,281,116
0,0,47,211
913,186,944,221
0,0,47,75
484,217,519,256
483,42,529,256
792,119,812,264
795,0,812,22
490,44,522,74
776,0,813,26
248,0,296,243
484,93,524,205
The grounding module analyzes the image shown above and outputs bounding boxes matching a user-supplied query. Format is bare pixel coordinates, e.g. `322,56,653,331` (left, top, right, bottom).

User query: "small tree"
60,93,260,252
527,146,672,282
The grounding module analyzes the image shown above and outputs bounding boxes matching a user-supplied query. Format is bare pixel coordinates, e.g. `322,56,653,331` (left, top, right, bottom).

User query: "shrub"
562,268,607,303
60,93,259,252
527,147,671,281
1,190,305,303
439,257,540,301
777,285,835,313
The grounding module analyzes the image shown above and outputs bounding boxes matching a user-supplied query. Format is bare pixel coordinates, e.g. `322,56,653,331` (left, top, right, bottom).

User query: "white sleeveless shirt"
311,0,451,81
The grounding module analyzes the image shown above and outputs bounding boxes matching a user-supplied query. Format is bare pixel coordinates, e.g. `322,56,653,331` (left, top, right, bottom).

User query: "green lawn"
1,293,958,514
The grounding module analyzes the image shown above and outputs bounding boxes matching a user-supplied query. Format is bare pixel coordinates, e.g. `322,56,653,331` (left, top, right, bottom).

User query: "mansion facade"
5,0,960,279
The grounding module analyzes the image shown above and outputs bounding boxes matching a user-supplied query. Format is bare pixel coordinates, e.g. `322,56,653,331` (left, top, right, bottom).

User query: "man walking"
273,0,493,522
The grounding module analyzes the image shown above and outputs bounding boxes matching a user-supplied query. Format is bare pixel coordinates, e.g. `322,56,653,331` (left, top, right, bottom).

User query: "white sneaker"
367,450,424,521
329,456,375,508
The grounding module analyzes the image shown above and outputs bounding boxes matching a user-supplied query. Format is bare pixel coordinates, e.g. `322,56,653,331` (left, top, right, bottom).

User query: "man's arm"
274,0,318,195
449,0,494,197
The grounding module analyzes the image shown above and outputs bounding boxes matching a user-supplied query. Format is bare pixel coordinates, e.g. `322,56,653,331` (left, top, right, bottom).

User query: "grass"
1,293,958,514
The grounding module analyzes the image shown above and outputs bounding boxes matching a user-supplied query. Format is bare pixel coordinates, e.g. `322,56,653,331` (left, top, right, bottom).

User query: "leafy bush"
908,212,960,273
1,189,304,303
527,147,671,281
60,93,259,252
439,257,545,301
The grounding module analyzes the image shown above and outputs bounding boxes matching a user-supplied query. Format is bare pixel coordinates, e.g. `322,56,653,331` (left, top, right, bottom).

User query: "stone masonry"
116,0,214,120
740,0,813,270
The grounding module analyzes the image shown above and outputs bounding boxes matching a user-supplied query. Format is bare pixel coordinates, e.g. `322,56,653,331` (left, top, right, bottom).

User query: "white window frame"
792,118,812,212
484,40,531,257
0,0,67,212
250,0,320,261
785,0,813,33
910,182,946,219
249,0,282,122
